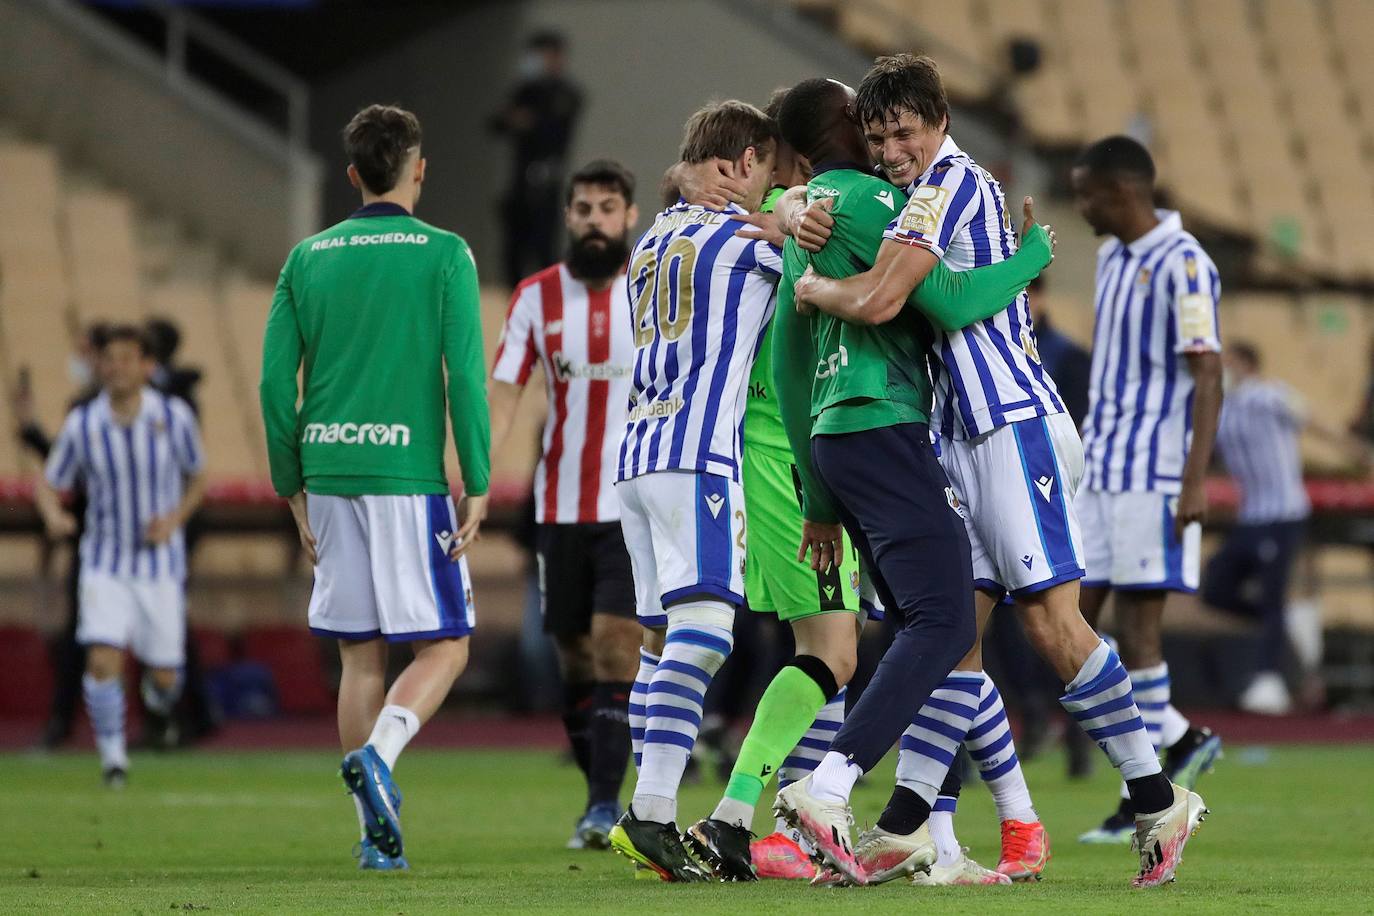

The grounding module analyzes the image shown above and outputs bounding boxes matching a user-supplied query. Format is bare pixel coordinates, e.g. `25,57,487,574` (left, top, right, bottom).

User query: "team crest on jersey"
1020,327,1042,365
944,486,967,518
898,185,950,237
1136,267,1152,289
1185,253,1199,280
849,569,860,596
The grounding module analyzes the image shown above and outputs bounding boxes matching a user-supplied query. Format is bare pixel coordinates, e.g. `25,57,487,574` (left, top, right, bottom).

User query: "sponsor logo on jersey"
435,529,456,554
544,319,564,335
1021,554,1035,570
309,232,430,251
704,492,725,518
875,190,896,210
627,397,685,423
1020,326,1042,364
898,185,951,237
815,345,849,379
301,422,411,446
551,352,633,382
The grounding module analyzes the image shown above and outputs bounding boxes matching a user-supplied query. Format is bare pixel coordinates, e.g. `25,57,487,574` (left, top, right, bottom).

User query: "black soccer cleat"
102,766,127,791
1163,726,1223,791
608,810,711,882
684,818,758,882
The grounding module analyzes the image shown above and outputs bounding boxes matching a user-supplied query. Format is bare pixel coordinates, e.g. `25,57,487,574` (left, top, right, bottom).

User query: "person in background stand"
490,30,583,287
14,323,106,750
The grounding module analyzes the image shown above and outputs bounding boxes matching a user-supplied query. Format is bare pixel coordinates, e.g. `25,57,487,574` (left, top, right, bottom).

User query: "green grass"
1,742,1371,913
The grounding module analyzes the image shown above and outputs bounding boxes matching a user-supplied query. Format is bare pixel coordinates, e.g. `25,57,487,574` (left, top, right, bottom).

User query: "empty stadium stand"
793,0,1374,281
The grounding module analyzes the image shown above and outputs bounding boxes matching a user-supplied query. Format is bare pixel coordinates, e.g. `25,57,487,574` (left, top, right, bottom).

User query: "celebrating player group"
244,50,1221,889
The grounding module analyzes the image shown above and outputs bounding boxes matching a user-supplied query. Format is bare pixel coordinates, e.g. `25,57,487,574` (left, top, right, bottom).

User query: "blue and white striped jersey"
1216,377,1309,523
1082,210,1222,494
884,135,1064,440
45,387,204,580
617,201,781,482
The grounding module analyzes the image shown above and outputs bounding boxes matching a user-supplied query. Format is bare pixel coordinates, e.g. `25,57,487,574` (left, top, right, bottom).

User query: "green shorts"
742,443,862,622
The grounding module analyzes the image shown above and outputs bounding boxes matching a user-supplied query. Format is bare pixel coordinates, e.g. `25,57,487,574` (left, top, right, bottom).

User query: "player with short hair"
677,78,1055,884
260,104,490,871
1069,134,1225,844
790,56,1204,888
606,100,782,882
35,325,206,788
489,158,642,850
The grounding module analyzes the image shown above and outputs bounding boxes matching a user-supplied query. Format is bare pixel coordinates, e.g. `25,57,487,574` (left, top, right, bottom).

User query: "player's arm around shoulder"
441,234,492,555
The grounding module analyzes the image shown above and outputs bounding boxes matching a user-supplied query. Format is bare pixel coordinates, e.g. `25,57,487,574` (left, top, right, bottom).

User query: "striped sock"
632,618,733,823
778,688,846,788
895,672,983,805
1060,639,1159,781
930,795,962,866
83,673,128,771
1129,662,1170,752
628,649,659,769
966,672,1037,823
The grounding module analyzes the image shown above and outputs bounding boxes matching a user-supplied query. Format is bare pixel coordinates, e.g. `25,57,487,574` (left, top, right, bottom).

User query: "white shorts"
307,493,476,641
939,412,1086,598
1077,488,1201,592
615,470,746,627
77,571,186,668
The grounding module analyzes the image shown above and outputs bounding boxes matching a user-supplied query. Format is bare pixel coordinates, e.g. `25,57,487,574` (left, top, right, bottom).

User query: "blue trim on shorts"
383,625,472,643
1162,498,1185,588
661,582,744,608
426,494,468,632
310,627,382,641
1081,579,1110,589
1012,418,1080,578
1010,567,1084,598
694,474,732,589
638,612,669,629
1111,580,1197,594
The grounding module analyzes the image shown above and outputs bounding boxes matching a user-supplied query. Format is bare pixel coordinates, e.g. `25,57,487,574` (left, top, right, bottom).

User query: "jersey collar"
349,202,411,219
1124,209,1183,255
906,134,963,191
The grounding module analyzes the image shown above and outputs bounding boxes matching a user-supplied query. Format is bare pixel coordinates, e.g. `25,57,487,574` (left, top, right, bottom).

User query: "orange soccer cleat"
750,831,817,880
997,818,1050,881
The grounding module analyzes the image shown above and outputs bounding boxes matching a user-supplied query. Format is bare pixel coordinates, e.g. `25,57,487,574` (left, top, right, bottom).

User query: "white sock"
809,751,862,804
353,795,368,840
929,798,961,867
83,673,128,771
1161,703,1190,748
367,704,420,772
711,797,754,829
632,793,676,825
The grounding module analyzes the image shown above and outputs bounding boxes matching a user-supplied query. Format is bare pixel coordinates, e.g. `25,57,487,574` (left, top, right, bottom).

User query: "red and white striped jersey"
492,263,634,523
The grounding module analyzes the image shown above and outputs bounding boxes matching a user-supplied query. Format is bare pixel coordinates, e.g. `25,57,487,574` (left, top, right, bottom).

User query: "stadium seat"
63,185,142,322
241,625,333,715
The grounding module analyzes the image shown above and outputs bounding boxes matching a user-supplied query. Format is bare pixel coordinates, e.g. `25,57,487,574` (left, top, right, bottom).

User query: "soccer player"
606,100,782,882
260,105,490,871
678,78,1055,884
790,57,1203,888
489,159,642,849
34,325,206,788
1068,136,1224,847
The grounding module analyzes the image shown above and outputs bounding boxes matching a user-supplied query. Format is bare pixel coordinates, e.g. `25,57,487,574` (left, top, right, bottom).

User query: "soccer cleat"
851,823,937,884
565,818,586,850
608,810,710,882
750,832,816,880
910,849,1013,886
997,819,1050,881
102,766,127,791
1132,784,1207,888
355,837,409,871
575,802,620,850
684,818,758,881
341,745,404,859
1164,727,1223,791
773,775,867,886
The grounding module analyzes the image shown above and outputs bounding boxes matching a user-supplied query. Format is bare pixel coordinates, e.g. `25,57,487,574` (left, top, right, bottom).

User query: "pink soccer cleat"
997,818,1050,881
750,831,817,881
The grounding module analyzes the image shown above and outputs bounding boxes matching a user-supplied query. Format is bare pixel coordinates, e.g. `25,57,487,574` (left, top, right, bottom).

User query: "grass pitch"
1,740,1371,913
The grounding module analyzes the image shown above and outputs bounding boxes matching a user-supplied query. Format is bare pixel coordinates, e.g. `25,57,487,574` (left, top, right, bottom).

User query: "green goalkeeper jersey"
260,202,491,499
742,186,793,457
772,166,1052,522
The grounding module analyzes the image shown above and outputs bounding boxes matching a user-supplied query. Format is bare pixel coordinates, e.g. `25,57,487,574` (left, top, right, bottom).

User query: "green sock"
721,664,828,810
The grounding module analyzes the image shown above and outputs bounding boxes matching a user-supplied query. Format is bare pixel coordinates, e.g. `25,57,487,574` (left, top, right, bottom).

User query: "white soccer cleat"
773,775,867,886
1132,784,1208,888
909,848,1012,886
852,823,938,884
1238,672,1292,716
